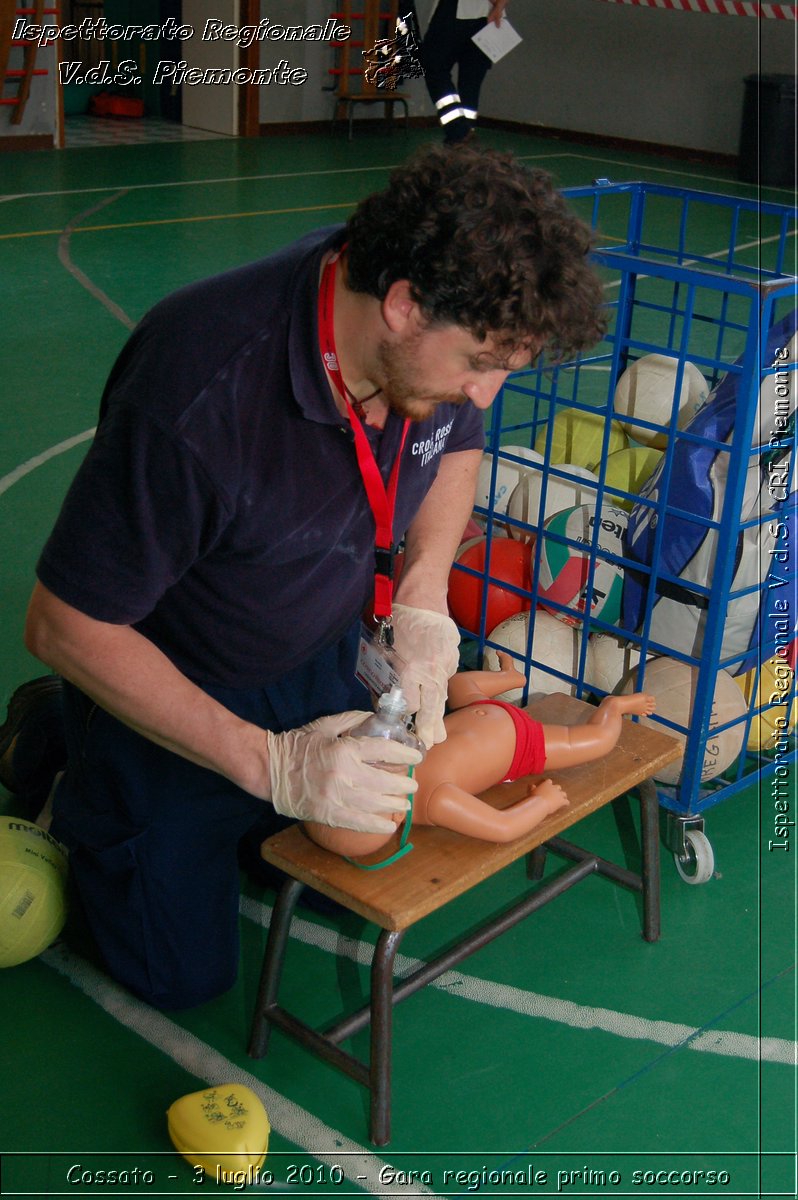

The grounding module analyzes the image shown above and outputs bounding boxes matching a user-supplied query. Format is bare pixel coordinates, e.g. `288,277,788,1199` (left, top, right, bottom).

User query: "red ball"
448,536,533,635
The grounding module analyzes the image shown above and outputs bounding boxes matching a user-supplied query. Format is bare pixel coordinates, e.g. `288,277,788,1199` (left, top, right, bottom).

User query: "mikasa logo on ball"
7,821,63,851
538,503,628,627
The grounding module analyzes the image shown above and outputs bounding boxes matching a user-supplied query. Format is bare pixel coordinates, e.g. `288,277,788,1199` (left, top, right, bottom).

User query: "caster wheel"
674,829,714,885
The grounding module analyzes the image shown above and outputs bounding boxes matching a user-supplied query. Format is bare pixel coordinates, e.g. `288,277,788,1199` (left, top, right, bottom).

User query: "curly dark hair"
346,145,606,362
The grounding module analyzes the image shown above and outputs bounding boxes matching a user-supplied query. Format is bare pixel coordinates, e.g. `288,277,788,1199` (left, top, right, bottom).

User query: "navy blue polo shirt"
37,227,484,688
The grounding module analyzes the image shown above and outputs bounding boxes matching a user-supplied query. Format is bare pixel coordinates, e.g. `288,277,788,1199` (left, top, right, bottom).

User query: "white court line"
239,896,797,1068
41,943,439,1198
58,190,136,330
0,428,95,498
1,147,696,206
0,164,397,204
1,146,789,207
0,157,542,206
600,228,797,290
540,151,797,197
0,217,791,499
0,217,791,498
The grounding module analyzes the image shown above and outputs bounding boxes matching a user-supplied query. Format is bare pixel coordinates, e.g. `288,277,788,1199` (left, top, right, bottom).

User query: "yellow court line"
0,210,628,245
0,200,357,241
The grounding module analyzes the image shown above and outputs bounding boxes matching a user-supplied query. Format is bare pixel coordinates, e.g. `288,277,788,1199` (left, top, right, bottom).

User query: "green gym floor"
0,123,796,1198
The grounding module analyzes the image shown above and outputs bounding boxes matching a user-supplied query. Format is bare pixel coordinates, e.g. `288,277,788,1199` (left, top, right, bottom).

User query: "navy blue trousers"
421,0,493,141
50,626,369,1010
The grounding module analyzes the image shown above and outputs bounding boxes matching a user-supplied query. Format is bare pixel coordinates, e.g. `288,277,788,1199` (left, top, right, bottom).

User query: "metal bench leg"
248,877,305,1058
638,778,661,943
527,845,548,881
369,928,404,1146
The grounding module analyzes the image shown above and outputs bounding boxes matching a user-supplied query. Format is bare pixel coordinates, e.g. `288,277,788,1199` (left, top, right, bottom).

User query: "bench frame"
248,696,681,1145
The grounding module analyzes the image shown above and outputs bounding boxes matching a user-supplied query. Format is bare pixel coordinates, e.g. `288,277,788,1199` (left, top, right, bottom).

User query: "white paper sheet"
471,18,522,63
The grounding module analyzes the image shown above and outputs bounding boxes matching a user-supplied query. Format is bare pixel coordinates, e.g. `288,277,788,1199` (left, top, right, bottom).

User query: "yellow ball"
602,446,663,510
535,410,628,471
0,817,68,968
734,656,797,751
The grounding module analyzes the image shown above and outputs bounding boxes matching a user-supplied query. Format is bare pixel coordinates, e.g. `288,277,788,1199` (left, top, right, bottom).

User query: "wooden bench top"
262,694,682,931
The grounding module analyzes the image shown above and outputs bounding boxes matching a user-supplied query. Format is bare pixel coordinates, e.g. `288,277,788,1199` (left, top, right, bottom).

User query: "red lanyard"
318,249,410,628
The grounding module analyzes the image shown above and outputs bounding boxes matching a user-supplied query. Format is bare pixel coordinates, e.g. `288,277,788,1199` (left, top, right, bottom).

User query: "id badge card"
356,622,407,700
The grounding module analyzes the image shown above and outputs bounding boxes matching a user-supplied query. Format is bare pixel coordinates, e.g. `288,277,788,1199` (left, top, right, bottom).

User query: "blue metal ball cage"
451,180,797,881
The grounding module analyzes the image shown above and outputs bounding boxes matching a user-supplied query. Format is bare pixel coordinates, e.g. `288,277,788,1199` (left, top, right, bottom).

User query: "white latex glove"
390,603,460,749
266,711,421,833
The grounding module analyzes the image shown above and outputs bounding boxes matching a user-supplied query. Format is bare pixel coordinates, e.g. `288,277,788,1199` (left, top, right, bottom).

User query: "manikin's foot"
598,692,656,719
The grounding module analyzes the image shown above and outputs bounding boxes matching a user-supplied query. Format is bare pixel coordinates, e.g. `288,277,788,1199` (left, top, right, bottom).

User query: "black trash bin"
739,74,796,187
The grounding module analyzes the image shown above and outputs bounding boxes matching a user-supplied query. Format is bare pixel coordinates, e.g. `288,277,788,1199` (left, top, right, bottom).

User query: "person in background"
421,0,509,145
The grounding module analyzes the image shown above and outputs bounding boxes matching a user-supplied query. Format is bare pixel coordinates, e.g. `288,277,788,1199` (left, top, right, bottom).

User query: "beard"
375,335,466,422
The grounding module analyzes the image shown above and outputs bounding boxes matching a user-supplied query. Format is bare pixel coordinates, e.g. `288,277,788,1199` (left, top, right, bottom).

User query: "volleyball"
448,536,532,635
0,818,68,969
585,633,644,696
613,354,708,448
601,446,663,510
537,503,628,628
534,409,628,470
506,464,598,542
482,610,582,702
621,657,747,785
475,446,544,516
734,655,797,751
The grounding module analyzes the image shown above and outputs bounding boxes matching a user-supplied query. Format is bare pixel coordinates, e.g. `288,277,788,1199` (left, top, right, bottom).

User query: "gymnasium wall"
258,0,795,159
478,0,795,158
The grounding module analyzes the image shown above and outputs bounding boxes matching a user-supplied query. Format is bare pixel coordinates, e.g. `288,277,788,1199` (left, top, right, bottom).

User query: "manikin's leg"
423,777,568,843
447,652,526,710
541,693,656,771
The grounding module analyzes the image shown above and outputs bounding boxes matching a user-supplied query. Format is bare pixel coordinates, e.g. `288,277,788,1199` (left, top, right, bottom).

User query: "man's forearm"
394,447,481,614
24,581,272,799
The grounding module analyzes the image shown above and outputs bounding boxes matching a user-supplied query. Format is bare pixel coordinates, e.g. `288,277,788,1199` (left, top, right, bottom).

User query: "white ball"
475,446,544,516
585,634,643,696
482,610,582,702
621,657,747,785
506,464,598,543
614,355,708,449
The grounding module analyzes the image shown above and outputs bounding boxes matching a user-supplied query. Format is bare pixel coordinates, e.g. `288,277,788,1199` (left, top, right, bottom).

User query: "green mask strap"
345,766,415,870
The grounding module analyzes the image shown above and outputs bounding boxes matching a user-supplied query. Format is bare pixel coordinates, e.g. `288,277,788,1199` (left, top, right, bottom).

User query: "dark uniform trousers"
50,623,370,1010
